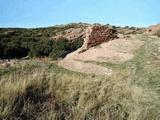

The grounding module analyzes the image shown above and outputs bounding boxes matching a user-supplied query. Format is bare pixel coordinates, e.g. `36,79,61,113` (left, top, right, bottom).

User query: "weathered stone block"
80,24,118,52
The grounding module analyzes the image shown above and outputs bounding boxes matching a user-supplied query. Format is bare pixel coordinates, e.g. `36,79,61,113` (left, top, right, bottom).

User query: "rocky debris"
147,24,160,35
0,59,18,68
80,24,118,52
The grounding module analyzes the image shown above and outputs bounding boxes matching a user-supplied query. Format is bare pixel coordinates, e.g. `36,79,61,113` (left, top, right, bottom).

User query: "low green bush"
0,27,84,59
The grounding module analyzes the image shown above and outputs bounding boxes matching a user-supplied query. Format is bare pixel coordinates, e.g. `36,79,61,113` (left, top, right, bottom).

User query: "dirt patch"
149,36,159,39
52,28,86,41
58,59,113,75
147,24,160,35
65,38,144,64
58,37,144,75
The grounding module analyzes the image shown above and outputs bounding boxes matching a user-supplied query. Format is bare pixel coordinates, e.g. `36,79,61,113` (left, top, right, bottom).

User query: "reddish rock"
80,24,118,52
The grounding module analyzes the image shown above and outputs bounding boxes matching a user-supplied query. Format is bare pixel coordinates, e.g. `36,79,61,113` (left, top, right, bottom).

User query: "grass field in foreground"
0,35,160,120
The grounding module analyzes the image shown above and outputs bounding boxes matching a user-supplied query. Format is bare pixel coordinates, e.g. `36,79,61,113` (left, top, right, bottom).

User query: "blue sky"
0,0,160,28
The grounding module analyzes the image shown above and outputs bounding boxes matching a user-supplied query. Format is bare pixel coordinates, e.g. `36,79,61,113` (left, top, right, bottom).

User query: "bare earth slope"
58,36,144,75
58,59,113,75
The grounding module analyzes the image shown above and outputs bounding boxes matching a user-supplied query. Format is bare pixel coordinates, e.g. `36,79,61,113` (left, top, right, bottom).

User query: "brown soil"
58,37,144,75
58,59,113,76
65,38,144,64
147,24,160,35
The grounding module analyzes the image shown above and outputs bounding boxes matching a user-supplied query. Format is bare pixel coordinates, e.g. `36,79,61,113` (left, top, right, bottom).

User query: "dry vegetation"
0,35,160,120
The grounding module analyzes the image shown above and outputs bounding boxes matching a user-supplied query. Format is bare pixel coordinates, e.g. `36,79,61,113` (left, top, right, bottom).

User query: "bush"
130,27,136,30
0,27,84,59
155,30,160,37
69,38,83,50
29,39,53,57
124,26,129,28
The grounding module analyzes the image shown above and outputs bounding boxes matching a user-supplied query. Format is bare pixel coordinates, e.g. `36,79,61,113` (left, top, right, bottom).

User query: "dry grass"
0,67,159,119
0,35,160,120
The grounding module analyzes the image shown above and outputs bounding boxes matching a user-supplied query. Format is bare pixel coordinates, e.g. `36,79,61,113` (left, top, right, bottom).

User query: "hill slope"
0,34,160,119
58,36,144,75
0,23,160,119
0,23,146,59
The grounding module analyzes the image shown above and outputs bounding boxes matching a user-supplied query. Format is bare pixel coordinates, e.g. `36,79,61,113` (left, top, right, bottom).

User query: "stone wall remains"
80,24,118,52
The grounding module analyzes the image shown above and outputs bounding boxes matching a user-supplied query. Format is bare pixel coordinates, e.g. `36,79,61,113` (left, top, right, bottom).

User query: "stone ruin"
80,24,118,52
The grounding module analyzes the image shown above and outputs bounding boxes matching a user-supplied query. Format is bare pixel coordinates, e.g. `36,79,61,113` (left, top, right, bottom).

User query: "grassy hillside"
0,24,83,60
0,23,146,60
0,34,160,119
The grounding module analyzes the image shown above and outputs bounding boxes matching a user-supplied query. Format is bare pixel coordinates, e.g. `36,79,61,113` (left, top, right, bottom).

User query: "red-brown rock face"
80,24,118,52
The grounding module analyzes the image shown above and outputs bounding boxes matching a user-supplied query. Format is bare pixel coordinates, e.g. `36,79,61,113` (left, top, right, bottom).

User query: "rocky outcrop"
117,27,146,36
80,24,118,52
52,28,86,41
147,24,160,35
50,23,148,43
51,23,146,42
52,23,89,41
64,28,86,40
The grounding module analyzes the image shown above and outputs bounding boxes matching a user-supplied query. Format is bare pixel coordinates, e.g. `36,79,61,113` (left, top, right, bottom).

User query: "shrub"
49,37,83,60
29,39,53,57
130,27,136,30
0,27,83,59
124,26,129,28
155,30,160,37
